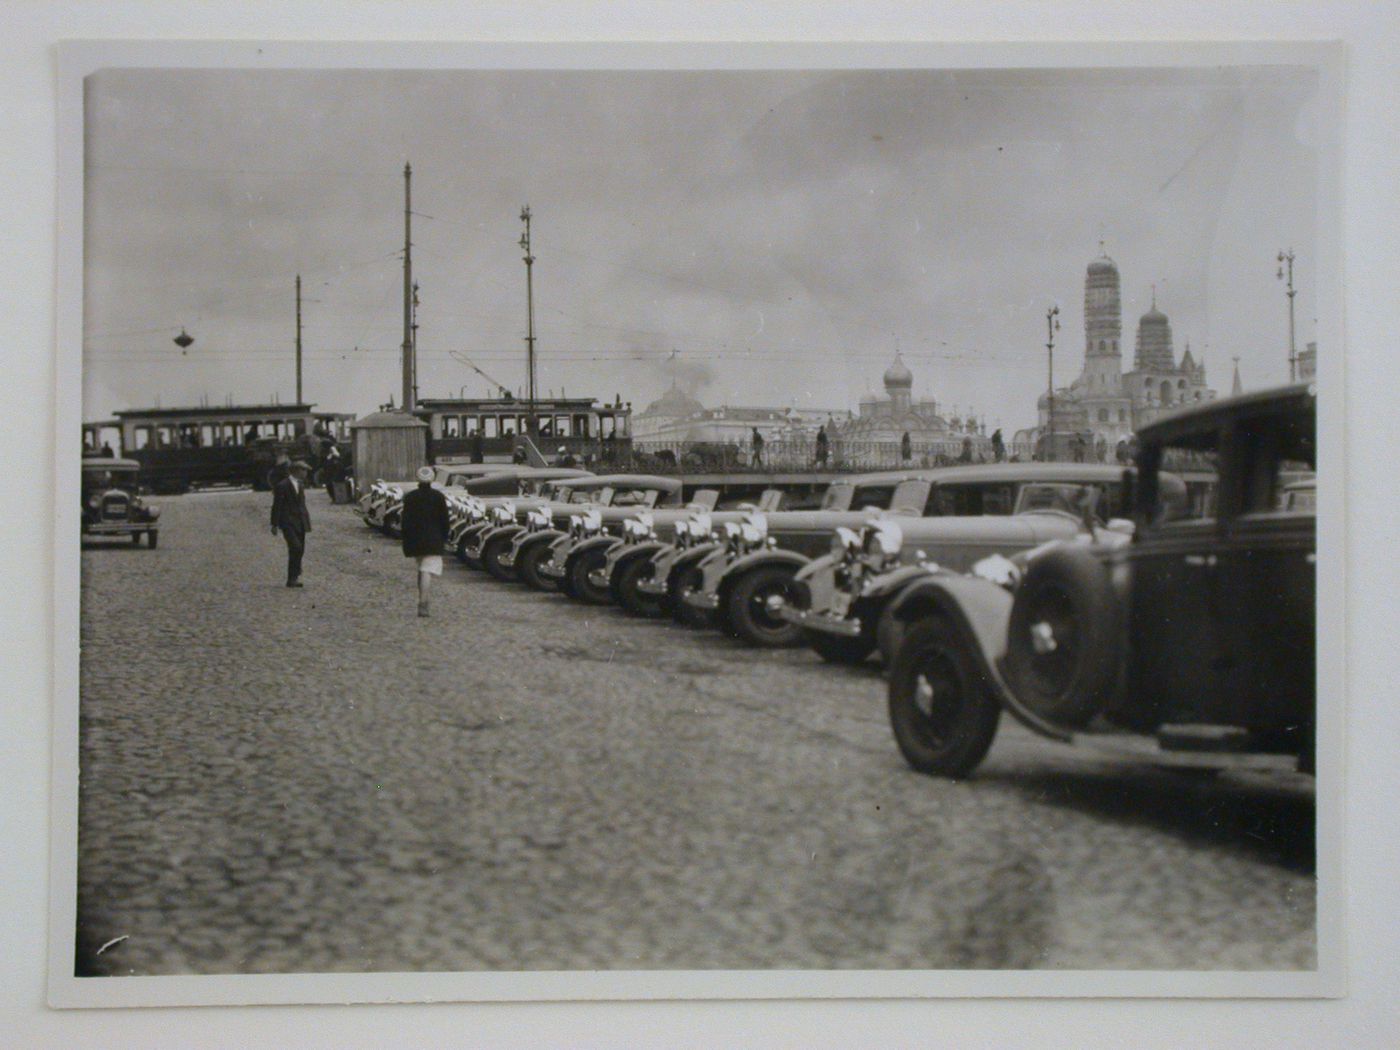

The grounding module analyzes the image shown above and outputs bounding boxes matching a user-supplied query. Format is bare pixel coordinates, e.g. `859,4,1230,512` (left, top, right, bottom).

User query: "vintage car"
477,475,686,584
380,466,593,537
782,465,1179,665
451,476,590,567
650,470,930,632
683,462,1145,648
599,490,786,615
81,457,160,547
883,384,1316,779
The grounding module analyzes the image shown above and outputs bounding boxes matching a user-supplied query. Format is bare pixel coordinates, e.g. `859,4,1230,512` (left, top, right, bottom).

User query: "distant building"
836,352,988,458
1035,250,1216,457
633,381,846,446
632,383,705,440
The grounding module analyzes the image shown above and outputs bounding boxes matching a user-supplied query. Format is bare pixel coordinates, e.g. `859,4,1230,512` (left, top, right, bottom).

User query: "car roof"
83,457,141,469
837,463,1127,487
554,473,683,492
1138,383,1315,445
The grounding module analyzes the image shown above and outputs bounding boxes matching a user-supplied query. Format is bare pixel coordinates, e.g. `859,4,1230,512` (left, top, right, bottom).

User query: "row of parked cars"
357,386,1317,781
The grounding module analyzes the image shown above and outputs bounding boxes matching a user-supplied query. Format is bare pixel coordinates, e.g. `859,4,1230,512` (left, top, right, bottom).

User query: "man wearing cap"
555,445,578,468
401,465,451,617
270,460,312,587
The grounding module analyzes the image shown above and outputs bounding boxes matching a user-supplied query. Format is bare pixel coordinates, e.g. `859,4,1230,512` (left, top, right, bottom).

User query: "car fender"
565,535,622,572
663,543,721,589
888,574,1073,743
608,540,667,586
716,548,811,606
861,563,938,602
517,529,566,560
793,552,835,582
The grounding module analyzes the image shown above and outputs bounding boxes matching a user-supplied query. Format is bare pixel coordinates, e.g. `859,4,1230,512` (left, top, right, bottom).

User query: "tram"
82,403,354,494
415,395,633,466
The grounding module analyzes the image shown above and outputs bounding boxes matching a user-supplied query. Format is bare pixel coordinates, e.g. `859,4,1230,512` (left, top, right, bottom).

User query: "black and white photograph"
43,34,1358,1017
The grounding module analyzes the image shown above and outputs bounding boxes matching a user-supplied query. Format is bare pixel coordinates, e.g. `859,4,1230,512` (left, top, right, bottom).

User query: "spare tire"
1002,544,1120,729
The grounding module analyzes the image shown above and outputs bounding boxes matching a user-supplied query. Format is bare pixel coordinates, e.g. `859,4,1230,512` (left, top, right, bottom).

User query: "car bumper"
778,605,862,637
83,523,152,535
682,589,720,611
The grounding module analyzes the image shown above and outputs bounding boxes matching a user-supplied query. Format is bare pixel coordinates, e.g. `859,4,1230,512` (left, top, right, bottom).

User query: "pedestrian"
322,445,342,495
900,431,912,464
815,425,829,467
750,427,765,468
270,460,312,588
991,428,1005,462
468,428,484,464
1095,434,1108,463
100,441,115,458
556,445,578,468
512,445,528,465
1072,433,1086,463
401,464,451,617
958,437,973,464
1115,438,1128,464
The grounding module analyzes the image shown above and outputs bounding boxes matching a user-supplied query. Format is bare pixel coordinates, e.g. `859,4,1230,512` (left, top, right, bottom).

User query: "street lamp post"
1045,305,1060,461
520,206,537,438
1277,249,1297,382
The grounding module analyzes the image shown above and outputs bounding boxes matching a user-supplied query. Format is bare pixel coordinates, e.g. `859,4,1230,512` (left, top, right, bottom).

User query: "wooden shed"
351,411,428,485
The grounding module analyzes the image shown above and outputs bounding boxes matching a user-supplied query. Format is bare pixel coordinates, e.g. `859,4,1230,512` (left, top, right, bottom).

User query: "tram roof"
414,397,629,413
110,404,353,420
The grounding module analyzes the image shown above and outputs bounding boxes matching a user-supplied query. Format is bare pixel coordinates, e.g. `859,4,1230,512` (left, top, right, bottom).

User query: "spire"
1231,357,1243,397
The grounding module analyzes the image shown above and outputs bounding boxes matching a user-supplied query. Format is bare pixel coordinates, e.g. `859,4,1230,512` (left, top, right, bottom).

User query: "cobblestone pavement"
75,489,1316,976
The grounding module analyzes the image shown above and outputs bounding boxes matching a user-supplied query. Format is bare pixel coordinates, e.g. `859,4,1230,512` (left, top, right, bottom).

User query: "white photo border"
49,38,1347,1010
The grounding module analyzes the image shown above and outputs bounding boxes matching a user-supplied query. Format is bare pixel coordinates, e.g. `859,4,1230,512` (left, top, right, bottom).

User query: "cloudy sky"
82,64,1321,430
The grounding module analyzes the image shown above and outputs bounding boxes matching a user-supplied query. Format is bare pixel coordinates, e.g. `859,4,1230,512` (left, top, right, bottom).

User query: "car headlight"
972,553,1020,590
831,526,861,557
864,519,903,560
673,520,690,542
689,512,712,541
744,511,768,540
582,509,602,534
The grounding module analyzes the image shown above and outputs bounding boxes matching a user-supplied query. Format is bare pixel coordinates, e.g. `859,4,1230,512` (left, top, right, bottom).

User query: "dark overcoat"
271,476,312,535
401,483,451,558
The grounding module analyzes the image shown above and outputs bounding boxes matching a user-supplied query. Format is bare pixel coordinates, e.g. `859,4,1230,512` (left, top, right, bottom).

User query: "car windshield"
820,483,855,511
83,468,138,489
850,484,897,511
608,488,661,508
1015,482,1110,517
889,480,931,515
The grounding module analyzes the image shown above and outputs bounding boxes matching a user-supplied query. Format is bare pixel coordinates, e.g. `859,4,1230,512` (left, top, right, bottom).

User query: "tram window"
463,416,480,436
444,416,460,438
600,416,616,440
133,427,152,450
554,416,571,438
574,415,591,439
199,425,215,446
482,417,499,438
501,418,517,437
156,426,176,448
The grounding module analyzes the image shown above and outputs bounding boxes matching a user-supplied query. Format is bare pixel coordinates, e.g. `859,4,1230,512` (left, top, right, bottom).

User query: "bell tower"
1081,246,1123,393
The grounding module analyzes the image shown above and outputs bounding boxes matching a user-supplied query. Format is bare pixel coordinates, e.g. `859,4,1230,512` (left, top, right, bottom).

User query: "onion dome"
882,352,913,391
1087,253,1118,276
640,382,704,419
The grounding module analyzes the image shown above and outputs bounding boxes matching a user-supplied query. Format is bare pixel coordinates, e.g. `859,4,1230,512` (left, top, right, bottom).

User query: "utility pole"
1277,248,1297,382
411,280,421,407
1045,305,1060,461
295,274,303,404
402,163,415,411
520,205,537,435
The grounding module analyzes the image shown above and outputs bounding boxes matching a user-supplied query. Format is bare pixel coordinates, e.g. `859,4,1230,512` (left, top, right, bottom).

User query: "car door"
1213,402,1316,739
1124,429,1230,727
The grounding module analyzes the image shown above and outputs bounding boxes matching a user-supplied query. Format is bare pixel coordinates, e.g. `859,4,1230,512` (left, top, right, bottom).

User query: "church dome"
1087,253,1118,276
1139,305,1169,326
883,353,913,391
640,383,704,419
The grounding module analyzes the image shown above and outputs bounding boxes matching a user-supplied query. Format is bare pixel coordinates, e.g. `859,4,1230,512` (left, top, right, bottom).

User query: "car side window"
850,485,895,511
1156,439,1220,523
1236,411,1316,517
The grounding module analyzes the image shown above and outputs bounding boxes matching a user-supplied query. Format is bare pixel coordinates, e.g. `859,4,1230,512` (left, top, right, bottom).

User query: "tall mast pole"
295,274,303,404
520,205,536,435
1277,248,1297,382
402,163,415,411
1045,305,1060,461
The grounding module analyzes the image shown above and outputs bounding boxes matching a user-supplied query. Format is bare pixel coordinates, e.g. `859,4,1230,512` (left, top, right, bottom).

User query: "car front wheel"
806,625,876,665
888,617,1000,778
671,567,712,628
615,557,664,617
481,536,515,582
568,548,612,605
517,542,556,591
727,566,801,647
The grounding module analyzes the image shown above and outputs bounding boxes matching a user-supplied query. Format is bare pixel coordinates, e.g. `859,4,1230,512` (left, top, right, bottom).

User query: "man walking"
401,464,451,617
750,427,765,468
814,424,829,467
271,460,312,587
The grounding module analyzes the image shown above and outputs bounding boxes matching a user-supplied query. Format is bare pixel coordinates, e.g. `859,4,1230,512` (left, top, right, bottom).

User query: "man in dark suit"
401,465,451,617
271,460,312,587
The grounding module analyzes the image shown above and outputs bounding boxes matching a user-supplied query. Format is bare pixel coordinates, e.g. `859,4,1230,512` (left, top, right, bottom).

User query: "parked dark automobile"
884,384,1316,779
81,458,160,547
